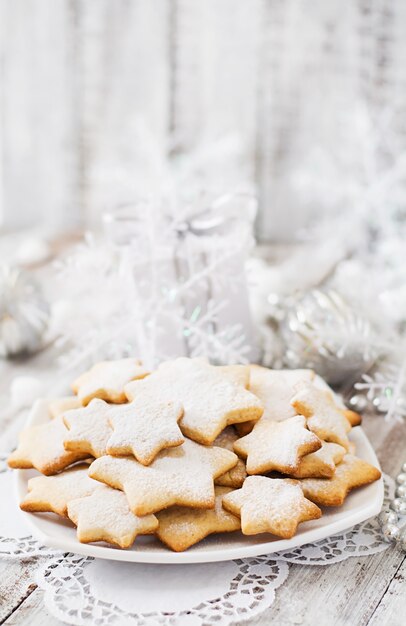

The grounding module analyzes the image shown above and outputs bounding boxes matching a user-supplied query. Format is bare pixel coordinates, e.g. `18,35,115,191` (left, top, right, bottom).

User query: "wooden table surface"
0,348,405,626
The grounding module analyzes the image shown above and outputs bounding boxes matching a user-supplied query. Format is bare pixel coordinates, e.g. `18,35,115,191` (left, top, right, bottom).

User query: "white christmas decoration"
355,360,406,422
50,196,257,373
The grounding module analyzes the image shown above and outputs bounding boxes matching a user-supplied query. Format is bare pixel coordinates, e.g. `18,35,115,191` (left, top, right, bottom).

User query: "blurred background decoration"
51,196,258,371
1,0,406,419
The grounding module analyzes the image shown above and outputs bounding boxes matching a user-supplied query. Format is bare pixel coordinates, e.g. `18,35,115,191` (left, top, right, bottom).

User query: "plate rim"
14,399,384,564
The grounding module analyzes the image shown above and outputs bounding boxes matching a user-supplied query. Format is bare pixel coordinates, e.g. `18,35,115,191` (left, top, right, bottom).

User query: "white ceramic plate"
15,399,384,564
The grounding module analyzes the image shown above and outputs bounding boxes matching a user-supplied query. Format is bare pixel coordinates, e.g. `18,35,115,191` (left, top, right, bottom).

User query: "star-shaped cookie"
20,464,98,517
344,409,362,427
234,415,321,475
217,364,250,387
235,366,315,437
67,485,158,548
213,427,247,488
63,398,113,458
156,486,240,551
249,365,315,422
48,396,82,419
88,438,238,515
222,475,321,538
106,396,184,465
289,442,346,479
8,417,88,475
72,358,149,405
124,357,263,445
291,384,358,450
312,375,362,427
298,454,382,506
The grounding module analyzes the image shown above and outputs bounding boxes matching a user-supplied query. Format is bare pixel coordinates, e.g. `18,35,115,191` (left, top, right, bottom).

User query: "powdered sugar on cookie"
222,475,321,537
233,366,315,436
89,438,238,515
63,398,112,458
106,396,184,465
291,383,353,450
299,454,382,506
289,441,346,479
67,484,158,548
8,416,88,475
234,415,321,475
156,486,240,551
73,358,149,405
125,357,263,444
20,464,98,517
249,366,315,422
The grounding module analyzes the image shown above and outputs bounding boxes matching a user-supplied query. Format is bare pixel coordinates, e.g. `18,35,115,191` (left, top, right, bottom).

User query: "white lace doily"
0,455,396,626
36,554,290,626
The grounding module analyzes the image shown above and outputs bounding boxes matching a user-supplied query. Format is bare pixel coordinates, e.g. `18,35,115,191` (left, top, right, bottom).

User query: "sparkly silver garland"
378,462,406,550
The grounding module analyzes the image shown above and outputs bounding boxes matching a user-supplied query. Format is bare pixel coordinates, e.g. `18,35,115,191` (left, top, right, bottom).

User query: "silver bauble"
280,289,378,385
0,266,49,358
381,523,400,543
390,498,406,515
396,484,406,498
396,473,406,485
378,510,398,527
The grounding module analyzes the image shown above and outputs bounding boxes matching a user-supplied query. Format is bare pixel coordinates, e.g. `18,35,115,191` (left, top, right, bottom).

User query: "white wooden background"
0,0,406,240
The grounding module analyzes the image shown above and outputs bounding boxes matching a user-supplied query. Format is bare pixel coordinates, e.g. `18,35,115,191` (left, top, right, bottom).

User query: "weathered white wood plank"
2,589,59,626
0,560,37,623
253,546,403,626
79,0,171,223
255,0,406,242
173,0,261,155
0,0,80,232
365,417,406,476
367,555,406,626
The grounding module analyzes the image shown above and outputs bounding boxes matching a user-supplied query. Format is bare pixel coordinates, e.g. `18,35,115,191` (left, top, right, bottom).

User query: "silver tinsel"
279,289,378,385
0,266,50,358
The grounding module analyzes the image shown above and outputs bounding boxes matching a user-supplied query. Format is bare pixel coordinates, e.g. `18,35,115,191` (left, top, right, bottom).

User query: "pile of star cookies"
8,357,381,551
